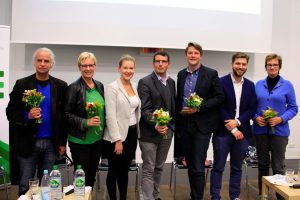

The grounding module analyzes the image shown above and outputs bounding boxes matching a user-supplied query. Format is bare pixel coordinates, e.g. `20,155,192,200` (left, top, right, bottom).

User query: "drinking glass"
285,169,294,183
29,178,40,199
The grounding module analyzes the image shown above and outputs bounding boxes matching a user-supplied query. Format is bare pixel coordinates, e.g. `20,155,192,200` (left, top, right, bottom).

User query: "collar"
230,73,244,84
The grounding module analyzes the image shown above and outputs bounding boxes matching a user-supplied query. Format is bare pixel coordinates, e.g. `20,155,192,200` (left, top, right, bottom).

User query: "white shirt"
230,73,244,124
128,95,139,126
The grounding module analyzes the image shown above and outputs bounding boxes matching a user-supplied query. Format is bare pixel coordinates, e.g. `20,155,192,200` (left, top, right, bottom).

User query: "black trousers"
69,139,102,187
106,126,138,200
255,134,288,199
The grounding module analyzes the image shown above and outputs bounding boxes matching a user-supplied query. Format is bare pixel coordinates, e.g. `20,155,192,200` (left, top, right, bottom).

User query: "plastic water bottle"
74,165,85,200
41,169,51,200
50,165,62,200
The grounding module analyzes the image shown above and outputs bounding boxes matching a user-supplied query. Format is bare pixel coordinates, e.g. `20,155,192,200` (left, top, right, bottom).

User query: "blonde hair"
77,52,97,67
118,54,136,67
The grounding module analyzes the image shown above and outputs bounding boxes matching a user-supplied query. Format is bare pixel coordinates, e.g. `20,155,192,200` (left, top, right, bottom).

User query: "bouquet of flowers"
86,100,103,134
22,89,45,123
152,108,172,139
262,106,278,134
186,92,203,109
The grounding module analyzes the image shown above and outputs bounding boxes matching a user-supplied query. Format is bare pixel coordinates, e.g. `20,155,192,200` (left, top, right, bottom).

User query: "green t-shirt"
68,87,105,144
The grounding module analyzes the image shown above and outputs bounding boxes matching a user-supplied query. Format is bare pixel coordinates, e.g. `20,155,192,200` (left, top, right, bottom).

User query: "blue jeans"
210,134,248,200
18,139,56,196
180,119,211,200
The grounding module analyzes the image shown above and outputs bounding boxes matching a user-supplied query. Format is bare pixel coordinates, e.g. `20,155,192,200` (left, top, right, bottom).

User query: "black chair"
243,145,258,200
96,158,140,199
169,157,212,200
55,154,73,186
0,168,9,200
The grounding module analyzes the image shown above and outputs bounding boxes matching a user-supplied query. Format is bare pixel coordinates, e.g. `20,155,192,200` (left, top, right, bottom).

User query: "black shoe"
155,198,162,200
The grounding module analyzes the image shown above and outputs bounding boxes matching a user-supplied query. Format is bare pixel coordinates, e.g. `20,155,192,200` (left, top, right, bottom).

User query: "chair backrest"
98,158,139,171
244,146,258,164
173,133,213,168
55,154,73,169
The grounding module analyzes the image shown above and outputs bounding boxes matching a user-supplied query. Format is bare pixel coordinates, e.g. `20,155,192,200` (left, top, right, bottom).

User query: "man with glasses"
6,47,67,196
138,51,176,200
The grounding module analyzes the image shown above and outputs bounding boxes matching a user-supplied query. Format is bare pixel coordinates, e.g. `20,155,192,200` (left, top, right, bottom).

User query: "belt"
129,124,137,129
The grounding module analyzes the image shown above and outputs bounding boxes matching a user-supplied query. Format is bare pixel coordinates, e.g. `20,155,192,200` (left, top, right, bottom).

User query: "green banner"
0,141,10,184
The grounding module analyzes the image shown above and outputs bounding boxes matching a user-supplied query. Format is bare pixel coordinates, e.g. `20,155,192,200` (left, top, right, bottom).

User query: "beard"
233,69,246,78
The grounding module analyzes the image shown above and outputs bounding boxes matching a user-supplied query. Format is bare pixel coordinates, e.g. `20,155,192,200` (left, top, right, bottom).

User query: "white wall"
270,0,300,159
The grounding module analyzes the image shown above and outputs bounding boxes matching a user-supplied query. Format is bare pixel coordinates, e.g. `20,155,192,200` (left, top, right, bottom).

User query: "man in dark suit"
210,52,257,200
6,47,67,196
176,42,224,200
138,51,176,200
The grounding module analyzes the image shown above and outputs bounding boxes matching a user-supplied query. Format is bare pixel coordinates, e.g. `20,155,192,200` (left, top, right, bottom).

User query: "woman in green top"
65,52,105,187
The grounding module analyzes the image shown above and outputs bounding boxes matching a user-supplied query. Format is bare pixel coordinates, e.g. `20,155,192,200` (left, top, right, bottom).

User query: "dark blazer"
176,65,224,134
138,72,176,144
218,74,256,140
6,74,68,157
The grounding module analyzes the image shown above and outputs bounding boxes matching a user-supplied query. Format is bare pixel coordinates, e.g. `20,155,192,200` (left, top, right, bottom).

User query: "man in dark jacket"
210,52,256,200
6,47,67,196
176,42,224,200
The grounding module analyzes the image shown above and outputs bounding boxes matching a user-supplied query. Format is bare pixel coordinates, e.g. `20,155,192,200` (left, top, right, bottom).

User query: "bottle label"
75,177,85,187
41,187,51,200
50,178,61,188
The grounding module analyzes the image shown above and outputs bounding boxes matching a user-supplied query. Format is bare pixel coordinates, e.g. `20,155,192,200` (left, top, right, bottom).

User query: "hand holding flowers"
86,100,103,134
22,89,45,123
186,92,203,108
262,106,278,134
152,108,172,139
182,92,203,114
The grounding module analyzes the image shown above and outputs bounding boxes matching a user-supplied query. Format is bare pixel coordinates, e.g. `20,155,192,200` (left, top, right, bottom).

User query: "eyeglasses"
80,64,95,68
266,64,279,67
154,60,168,64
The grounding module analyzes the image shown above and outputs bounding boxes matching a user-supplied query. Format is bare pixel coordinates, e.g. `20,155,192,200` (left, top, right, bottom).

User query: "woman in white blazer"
103,54,141,200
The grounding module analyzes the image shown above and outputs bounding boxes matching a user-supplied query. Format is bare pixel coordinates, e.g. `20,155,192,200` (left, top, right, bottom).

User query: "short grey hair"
32,47,55,66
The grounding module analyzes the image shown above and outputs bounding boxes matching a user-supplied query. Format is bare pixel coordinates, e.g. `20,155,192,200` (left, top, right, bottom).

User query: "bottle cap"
53,165,58,170
77,165,82,169
43,169,48,174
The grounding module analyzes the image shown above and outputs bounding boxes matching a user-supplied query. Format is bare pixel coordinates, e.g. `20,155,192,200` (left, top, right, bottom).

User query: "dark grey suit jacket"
176,65,224,135
138,72,176,144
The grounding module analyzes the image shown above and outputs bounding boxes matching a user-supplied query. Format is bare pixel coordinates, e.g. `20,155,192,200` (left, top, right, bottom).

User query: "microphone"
290,184,300,189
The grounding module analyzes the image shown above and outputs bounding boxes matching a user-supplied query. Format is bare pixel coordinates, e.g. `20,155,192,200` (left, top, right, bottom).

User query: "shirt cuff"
231,128,238,134
83,119,88,128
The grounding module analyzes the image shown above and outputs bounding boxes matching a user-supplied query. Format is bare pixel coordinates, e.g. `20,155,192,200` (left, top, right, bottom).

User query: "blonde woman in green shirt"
65,52,105,187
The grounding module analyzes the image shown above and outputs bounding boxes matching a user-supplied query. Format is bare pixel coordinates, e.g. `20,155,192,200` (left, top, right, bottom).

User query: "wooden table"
63,187,92,200
22,186,92,200
262,176,300,200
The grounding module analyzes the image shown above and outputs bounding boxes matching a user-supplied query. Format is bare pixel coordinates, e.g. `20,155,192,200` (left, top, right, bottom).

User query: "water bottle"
74,165,85,200
50,165,62,200
41,169,51,200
